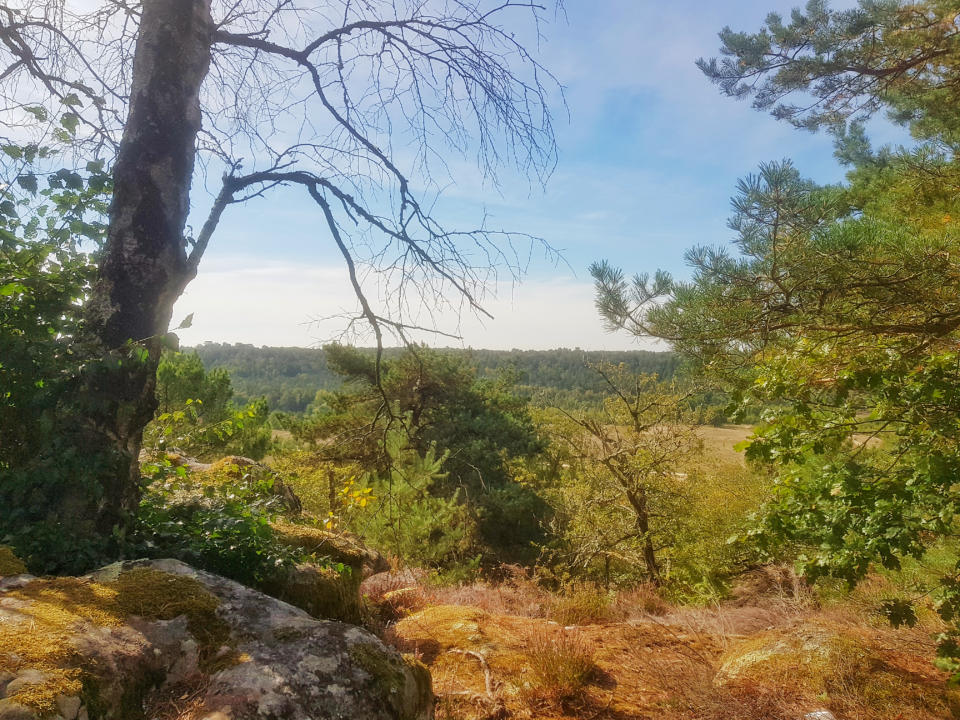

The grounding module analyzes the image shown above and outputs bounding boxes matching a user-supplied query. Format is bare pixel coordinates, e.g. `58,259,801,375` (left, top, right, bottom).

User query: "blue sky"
173,0,900,351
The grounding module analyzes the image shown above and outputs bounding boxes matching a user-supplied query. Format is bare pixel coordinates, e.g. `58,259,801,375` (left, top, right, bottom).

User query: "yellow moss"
270,520,367,565
0,578,120,715
0,546,27,576
396,605,488,650
207,456,254,478
0,568,229,716
12,577,123,628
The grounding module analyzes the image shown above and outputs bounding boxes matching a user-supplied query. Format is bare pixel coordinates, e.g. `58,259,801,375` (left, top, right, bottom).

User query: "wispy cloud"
186,0,896,349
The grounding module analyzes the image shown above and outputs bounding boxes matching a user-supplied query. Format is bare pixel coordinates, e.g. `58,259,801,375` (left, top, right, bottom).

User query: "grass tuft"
523,627,596,709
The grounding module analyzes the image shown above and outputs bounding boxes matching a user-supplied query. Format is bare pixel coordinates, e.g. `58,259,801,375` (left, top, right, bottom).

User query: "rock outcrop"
0,558,432,720
265,522,392,625
716,619,960,718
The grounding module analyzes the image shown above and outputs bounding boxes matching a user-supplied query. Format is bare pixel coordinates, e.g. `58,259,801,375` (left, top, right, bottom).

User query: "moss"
0,547,27,576
264,563,363,625
207,456,254,478
0,568,230,716
272,627,310,644
1,578,121,715
349,643,422,719
270,520,369,569
112,568,229,652
401,654,434,717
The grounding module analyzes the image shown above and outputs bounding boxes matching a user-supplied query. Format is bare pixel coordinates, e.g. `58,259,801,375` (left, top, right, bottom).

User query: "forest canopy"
189,343,682,412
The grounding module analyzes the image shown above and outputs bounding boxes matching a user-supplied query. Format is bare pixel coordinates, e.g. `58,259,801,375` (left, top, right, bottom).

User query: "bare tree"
0,0,560,533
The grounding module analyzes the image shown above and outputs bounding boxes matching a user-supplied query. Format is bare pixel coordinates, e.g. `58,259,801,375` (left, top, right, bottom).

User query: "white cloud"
171,255,657,351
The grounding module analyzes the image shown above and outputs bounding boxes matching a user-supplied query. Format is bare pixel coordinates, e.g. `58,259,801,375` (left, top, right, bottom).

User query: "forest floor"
367,567,960,720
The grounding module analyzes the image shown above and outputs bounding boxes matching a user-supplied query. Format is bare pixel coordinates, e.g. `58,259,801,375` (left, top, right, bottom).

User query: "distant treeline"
189,343,681,413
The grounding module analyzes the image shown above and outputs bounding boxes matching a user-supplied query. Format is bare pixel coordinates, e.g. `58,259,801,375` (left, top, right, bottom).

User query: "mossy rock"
0,560,433,720
717,620,960,716
262,562,365,625
0,547,27,576
349,643,433,720
0,566,225,717
270,520,388,575
265,522,389,624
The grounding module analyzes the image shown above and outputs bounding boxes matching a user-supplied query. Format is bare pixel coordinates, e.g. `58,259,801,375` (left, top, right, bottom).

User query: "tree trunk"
626,487,661,586
82,0,212,534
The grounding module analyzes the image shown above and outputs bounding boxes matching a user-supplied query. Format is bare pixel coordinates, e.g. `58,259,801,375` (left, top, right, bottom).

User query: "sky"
172,0,901,352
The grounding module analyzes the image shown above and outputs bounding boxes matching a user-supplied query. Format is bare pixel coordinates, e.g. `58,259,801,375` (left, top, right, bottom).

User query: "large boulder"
265,522,392,625
0,558,432,720
716,619,960,718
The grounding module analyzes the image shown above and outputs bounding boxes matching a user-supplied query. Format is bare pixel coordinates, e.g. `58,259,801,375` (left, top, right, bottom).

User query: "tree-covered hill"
188,343,679,413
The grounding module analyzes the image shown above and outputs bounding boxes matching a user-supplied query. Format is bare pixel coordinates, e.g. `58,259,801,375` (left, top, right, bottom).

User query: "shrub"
548,583,613,625
132,458,305,587
613,583,671,618
144,351,273,461
523,627,596,708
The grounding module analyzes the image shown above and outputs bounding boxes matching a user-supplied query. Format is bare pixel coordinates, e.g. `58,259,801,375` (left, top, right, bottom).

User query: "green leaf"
16,175,38,194
23,106,47,122
60,112,80,135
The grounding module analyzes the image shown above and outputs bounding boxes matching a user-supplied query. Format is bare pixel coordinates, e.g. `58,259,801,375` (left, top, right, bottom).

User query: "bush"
143,351,273,461
352,442,475,568
132,458,305,587
548,583,614,625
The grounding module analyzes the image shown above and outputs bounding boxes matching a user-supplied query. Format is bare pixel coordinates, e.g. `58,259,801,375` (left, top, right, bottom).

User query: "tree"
0,0,560,537
594,0,960,676
697,0,960,139
543,363,703,585
281,344,547,563
144,350,272,461
0,153,115,568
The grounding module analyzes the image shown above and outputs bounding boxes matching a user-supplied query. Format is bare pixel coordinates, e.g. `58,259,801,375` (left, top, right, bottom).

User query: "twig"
441,649,508,718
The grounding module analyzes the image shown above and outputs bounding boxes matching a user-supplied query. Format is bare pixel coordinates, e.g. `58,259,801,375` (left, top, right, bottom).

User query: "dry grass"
364,566,676,629
547,583,615,626
141,673,211,720
693,424,753,467
380,560,960,720
523,627,596,711
610,583,671,620
363,565,552,624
